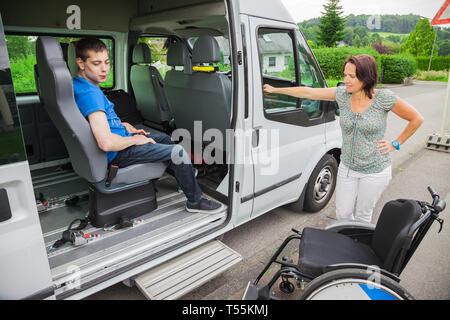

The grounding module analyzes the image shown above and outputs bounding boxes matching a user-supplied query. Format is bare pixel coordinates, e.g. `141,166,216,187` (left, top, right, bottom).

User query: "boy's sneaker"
186,198,224,214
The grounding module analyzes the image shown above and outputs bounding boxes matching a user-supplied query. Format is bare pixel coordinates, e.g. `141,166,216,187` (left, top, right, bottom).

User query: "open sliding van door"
0,14,54,299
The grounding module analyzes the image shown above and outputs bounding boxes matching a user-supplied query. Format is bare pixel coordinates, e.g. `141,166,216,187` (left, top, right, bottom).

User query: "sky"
281,0,446,23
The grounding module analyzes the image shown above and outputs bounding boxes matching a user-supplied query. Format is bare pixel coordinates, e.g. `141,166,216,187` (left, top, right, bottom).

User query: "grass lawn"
414,70,449,82
370,31,409,40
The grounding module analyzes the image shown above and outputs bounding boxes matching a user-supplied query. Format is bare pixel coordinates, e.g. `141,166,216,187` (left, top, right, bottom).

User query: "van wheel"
303,154,338,212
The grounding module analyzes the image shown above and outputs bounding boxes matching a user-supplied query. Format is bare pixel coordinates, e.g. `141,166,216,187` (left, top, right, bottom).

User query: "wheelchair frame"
243,186,446,300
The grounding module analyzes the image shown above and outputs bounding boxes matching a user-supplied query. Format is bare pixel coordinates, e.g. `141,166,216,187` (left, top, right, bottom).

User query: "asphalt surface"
87,80,450,300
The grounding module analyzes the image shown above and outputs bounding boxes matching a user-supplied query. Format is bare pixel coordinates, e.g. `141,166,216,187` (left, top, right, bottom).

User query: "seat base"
298,227,382,279
88,181,157,227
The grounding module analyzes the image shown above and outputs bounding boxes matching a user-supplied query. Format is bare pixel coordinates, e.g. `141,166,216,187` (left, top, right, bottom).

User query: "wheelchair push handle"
427,186,438,199
427,186,446,214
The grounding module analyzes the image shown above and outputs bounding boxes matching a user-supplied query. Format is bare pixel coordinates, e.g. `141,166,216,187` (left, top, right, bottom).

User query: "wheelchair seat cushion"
298,227,382,279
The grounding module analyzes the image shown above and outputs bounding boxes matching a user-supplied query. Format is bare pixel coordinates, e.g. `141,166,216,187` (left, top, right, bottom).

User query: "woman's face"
343,63,364,95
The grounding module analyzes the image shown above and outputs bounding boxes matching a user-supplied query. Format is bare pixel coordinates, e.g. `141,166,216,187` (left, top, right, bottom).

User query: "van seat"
131,43,173,132
35,36,168,226
165,37,231,155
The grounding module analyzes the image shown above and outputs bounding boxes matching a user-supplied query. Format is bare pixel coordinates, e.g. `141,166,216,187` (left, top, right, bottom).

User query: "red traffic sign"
431,0,450,25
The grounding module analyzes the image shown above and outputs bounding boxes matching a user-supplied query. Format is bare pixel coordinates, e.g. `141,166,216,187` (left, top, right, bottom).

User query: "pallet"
426,133,450,153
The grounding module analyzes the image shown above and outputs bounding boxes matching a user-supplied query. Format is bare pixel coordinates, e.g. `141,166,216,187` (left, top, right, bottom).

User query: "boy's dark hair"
343,54,378,99
75,38,108,61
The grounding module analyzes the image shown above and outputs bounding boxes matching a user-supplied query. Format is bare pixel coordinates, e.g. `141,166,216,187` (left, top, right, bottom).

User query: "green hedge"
416,56,450,71
312,47,381,79
381,55,417,84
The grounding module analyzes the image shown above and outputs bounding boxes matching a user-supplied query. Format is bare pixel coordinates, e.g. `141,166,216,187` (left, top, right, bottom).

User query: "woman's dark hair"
75,38,108,61
343,54,378,99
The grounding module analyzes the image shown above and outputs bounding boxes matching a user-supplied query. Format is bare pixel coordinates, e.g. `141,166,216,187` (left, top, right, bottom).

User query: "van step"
135,240,242,300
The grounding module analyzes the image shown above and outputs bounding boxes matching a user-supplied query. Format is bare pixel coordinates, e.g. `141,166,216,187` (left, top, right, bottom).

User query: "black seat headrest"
192,35,221,64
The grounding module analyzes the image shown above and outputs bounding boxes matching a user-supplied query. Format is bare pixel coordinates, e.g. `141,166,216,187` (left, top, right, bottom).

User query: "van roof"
237,0,296,25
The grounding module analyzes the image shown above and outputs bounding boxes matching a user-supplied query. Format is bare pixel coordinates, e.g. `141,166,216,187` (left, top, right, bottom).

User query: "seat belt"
49,218,92,253
105,163,119,187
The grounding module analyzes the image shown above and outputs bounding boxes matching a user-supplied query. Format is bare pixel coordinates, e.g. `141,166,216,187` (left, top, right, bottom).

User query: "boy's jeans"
111,131,202,203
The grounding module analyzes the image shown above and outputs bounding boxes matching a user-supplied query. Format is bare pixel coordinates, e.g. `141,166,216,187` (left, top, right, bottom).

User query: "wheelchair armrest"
324,263,401,283
325,221,376,245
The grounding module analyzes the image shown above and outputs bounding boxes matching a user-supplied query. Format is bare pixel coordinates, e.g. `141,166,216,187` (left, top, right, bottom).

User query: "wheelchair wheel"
298,268,414,300
279,280,295,294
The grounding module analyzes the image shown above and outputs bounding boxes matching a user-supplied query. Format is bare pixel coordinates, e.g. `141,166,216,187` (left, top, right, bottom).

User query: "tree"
344,27,354,46
403,19,437,57
361,35,370,47
5,35,34,60
370,32,382,44
437,40,450,56
317,0,346,47
353,35,361,48
353,26,369,39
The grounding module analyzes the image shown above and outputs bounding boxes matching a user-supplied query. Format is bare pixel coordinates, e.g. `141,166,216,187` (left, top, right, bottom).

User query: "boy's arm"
87,111,154,151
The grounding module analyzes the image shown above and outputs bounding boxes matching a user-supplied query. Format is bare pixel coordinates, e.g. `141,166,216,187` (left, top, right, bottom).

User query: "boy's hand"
134,135,155,146
122,122,150,135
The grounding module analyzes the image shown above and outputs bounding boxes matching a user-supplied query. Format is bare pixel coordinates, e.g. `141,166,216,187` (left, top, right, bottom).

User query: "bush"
416,56,450,71
372,41,392,55
381,54,417,83
414,70,448,82
312,46,381,79
9,55,37,94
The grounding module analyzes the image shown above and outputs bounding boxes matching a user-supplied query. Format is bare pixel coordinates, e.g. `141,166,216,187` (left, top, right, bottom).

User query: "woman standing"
263,54,423,223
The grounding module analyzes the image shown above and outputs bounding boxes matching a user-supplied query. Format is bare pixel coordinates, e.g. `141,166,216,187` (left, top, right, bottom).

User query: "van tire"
302,154,338,213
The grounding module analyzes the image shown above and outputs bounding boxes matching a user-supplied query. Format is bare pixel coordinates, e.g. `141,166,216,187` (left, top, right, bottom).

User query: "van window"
257,28,298,114
296,30,325,89
6,35,114,94
296,30,325,119
258,28,325,120
137,36,171,78
0,35,27,165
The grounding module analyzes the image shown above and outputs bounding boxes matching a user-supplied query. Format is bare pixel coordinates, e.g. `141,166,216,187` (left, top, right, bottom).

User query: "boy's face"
76,49,109,86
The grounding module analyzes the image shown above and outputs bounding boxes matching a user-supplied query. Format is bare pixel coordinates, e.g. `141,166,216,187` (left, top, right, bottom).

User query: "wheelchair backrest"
371,199,422,274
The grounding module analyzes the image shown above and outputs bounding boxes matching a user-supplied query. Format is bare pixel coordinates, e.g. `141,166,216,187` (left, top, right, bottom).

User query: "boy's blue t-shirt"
73,76,131,163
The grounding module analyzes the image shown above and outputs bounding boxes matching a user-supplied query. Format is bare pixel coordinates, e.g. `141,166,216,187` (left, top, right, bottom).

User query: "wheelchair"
243,186,446,300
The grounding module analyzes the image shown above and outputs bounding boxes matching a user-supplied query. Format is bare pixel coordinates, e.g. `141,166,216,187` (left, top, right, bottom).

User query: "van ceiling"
0,0,225,34
137,0,223,15
131,0,227,37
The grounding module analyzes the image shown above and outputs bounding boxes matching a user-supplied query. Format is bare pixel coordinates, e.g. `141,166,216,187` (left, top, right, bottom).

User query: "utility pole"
428,27,437,72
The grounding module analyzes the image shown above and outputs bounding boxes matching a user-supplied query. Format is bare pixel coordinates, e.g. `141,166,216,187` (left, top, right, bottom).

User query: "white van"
0,0,341,299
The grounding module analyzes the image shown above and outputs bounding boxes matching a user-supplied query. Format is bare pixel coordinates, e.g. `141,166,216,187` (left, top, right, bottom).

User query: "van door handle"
0,188,12,222
252,126,262,147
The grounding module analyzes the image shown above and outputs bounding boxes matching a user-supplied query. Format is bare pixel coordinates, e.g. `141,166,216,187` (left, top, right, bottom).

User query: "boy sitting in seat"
72,37,223,214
